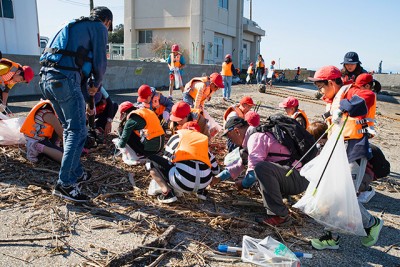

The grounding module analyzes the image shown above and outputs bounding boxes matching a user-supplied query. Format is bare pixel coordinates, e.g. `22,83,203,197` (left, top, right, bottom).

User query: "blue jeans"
39,72,87,186
256,69,264,84
222,76,232,99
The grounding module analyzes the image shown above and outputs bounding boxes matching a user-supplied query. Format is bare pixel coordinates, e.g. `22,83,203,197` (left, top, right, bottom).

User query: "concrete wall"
3,54,220,97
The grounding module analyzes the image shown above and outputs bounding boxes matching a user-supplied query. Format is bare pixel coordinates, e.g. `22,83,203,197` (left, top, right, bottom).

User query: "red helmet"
22,66,34,83
171,44,180,52
225,54,232,59
271,60,275,65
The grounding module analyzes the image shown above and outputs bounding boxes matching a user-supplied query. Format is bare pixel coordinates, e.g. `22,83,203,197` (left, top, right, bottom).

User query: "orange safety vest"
169,52,182,68
184,77,211,108
223,105,244,121
172,129,211,167
247,66,253,74
330,85,376,140
292,109,310,129
221,62,233,76
256,60,265,68
151,91,166,116
128,108,165,140
20,100,55,139
0,59,21,86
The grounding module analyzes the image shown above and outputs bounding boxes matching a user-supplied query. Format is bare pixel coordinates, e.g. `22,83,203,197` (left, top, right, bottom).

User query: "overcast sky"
37,0,400,73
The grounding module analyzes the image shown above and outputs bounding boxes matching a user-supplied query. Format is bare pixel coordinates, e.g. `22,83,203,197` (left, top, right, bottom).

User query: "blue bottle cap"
218,244,228,252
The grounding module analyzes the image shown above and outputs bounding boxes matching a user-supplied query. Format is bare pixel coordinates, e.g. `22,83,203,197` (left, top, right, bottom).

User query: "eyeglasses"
314,82,327,92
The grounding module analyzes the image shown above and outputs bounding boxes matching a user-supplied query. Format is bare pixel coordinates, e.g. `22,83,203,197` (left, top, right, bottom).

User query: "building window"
213,36,223,60
0,0,14,19
218,0,228,10
139,30,152,44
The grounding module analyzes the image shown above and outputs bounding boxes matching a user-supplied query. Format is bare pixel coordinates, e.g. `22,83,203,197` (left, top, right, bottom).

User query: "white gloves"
0,104,5,113
162,111,170,121
332,109,343,124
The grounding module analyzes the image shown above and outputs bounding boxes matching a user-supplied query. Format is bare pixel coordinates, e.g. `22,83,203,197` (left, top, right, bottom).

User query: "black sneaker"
53,183,90,202
196,188,208,200
157,190,177,204
76,171,92,184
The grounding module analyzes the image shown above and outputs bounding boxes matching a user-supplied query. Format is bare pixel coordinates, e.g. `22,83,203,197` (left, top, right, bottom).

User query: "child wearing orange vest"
167,44,186,99
19,100,63,163
221,54,237,101
246,62,254,84
278,96,310,129
117,101,165,158
146,121,220,203
0,58,34,111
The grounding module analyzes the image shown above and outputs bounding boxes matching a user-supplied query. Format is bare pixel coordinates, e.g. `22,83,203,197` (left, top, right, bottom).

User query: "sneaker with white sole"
157,190,177,204
196,188,208,200
358,186,376,204
53,183,90,203
311,231,340,250
76,171,92,184
26,139,40,163
362,217,383,247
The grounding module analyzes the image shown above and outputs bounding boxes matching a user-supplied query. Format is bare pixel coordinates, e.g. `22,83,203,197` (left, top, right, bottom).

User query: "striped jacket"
164,134,219,192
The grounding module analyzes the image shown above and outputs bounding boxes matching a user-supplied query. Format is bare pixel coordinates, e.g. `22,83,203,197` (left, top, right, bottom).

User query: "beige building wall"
124,0,265,68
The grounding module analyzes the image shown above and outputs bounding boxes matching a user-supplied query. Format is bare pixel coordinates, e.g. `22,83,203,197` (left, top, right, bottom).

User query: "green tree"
108,24,124,44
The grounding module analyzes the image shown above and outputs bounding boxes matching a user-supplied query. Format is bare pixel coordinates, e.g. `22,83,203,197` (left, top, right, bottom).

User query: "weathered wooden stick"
0,235,69,243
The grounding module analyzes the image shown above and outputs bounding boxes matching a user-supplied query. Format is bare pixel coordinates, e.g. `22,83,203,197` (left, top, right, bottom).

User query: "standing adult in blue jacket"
39,6,113,202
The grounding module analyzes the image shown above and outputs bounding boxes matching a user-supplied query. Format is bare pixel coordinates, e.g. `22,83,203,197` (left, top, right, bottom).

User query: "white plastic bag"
203,110,222,138
293,127,366,236
173,68,183,89
246,75,251,83
0,116,26,145
224,147,242,167
112,138,141,166
241,235,299,267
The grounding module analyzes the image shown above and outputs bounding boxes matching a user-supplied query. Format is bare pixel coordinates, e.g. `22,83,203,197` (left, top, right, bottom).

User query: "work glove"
162,111,170,122
0,103,5,113
332,109,343,124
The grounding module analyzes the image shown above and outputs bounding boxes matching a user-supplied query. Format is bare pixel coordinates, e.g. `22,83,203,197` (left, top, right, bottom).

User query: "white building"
124,0,265,68
0,0,41,55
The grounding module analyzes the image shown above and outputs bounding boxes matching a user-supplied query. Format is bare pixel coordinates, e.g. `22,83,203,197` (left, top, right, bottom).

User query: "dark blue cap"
341,52,361,65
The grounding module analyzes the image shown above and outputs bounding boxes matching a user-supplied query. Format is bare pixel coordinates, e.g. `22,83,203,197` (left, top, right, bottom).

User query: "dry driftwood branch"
33,167,59,174
146,240,185,267
0,234,69,243
108,225,176,267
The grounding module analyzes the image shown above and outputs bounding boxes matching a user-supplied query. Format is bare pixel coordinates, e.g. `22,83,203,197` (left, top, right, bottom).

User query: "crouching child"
20,100,63,163
146,121,220,203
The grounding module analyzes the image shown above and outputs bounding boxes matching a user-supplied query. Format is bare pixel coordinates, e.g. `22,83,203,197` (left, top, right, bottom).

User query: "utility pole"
90,0,94,11
249,0,252,20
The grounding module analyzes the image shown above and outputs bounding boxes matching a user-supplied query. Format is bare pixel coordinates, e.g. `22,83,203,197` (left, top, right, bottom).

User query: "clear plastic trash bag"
0,115,26,145
173,68,183,89
112,138,140,166
241,235,299,267
203,110,222,138
293,127,366,236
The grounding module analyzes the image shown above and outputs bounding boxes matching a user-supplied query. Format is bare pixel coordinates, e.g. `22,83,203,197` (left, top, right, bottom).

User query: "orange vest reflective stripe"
247,66,253,74
330,85,376,140
172,129,211,167
128,108,165,140
151,91,166,116
292,109,310,129
170,53,182,68
0,59,21,86
20,100,55,139
223,105,244,121
256,60,265,68
221,62,233,76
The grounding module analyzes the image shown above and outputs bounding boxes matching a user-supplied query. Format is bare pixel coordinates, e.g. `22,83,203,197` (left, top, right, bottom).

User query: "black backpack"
251,115,317,165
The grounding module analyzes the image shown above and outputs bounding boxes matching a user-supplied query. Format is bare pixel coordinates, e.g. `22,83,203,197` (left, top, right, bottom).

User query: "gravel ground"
0,83,399,267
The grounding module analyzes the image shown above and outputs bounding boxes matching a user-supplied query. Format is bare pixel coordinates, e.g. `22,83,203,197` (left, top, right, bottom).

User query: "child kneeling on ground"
20,100,63,163
146,121,220,203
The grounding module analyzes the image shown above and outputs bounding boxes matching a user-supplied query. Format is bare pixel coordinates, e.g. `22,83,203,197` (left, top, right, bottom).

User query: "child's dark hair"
341,64,363,77
307,121,328,141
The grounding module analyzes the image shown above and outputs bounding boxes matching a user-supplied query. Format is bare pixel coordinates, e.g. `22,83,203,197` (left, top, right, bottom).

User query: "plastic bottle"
218,244,242,253
293,252,313,258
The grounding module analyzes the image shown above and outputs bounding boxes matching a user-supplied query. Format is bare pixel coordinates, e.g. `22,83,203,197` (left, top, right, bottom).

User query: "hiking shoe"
76,171,92,184
358,186,376,204
311,231,340,250
196,188,208,200
255,215,292,227
157,190,177,204
26,139,40,163
362,217,383,247
52,183,90,203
